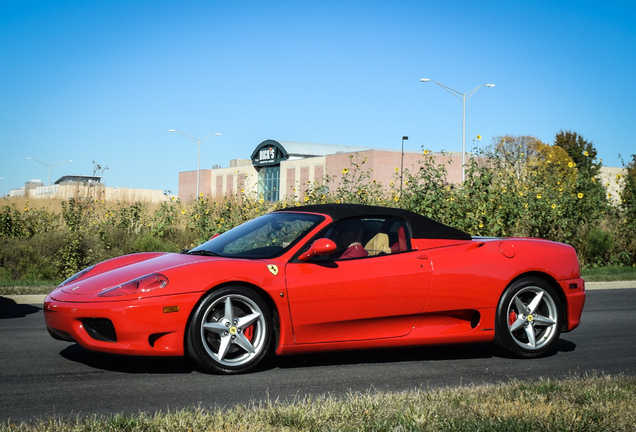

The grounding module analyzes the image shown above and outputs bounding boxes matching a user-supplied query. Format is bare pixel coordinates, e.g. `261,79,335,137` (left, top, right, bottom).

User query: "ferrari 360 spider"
44,204,585,374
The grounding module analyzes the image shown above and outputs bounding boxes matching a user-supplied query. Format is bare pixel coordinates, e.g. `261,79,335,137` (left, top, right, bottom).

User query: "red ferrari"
44,204,585,374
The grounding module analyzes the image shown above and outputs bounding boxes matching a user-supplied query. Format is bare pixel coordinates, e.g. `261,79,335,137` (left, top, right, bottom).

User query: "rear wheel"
494,277,562,358
186,287,273,374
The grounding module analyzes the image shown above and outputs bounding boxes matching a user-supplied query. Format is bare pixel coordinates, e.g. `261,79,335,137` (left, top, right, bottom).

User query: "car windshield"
189,212,324,259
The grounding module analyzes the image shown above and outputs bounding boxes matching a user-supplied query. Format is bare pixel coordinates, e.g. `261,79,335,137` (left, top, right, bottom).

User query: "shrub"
0,232,65,281
132,234,180,253
580,226,614,267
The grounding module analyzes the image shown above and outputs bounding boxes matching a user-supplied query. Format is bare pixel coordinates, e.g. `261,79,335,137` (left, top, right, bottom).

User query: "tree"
554,131,607,220
491,135,544,180
528,141,577,186
554,131,602,176
621,155,636,228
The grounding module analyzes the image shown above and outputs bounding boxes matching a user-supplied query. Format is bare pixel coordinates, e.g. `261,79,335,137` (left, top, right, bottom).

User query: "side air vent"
81,318,117,343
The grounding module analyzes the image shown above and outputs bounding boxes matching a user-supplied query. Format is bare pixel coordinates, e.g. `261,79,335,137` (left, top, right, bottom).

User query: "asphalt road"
1,287,635,423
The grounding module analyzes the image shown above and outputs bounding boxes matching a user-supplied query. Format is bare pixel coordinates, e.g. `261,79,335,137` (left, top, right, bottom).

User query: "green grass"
2,374,635,431
581,264,636,282
0,282,58,296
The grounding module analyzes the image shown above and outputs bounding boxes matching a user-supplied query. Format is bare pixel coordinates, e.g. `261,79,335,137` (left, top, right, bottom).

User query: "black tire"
494,277,562,359
186,286,274,374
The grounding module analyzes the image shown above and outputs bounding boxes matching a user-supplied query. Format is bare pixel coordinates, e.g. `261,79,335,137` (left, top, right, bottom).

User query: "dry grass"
2,374,635,431
2,196,66,214
2,196,167,214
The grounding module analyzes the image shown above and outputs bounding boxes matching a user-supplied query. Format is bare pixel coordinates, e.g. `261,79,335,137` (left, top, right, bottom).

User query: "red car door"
285,252,432,344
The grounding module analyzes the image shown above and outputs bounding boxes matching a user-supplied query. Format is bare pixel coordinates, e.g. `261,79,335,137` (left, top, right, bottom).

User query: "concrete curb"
2,281,635,305
2,295,48,305
585,280,636,290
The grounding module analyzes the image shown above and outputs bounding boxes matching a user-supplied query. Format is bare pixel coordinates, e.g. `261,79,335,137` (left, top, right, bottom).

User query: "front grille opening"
81,318,117,343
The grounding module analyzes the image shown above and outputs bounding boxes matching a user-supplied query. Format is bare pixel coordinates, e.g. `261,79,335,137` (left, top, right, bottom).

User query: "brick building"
178,139,465,202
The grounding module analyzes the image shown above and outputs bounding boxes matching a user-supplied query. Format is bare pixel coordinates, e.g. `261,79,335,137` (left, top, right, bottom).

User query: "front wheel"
494,277,562,358
186,287,274,374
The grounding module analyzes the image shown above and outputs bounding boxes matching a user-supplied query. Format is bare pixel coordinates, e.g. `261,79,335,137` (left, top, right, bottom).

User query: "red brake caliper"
508,311,517,327
244,325,254,342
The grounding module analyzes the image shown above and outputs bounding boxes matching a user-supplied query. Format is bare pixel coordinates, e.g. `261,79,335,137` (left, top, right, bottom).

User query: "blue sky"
1,0,634,197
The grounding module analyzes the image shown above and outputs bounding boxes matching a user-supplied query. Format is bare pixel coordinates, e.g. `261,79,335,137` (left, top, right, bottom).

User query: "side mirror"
298,238,337,262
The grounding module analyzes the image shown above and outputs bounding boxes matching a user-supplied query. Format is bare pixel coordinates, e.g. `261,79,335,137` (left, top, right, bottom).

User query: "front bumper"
44,293,200,356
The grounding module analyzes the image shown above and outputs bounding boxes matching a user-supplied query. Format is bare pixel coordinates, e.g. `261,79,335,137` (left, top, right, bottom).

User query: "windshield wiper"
187,250,221,257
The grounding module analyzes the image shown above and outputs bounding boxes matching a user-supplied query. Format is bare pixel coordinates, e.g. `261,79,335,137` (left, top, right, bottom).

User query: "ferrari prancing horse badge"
267,264,279,276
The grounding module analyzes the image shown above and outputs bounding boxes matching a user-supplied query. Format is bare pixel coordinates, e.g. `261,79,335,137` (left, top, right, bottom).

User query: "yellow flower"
479,223,484,228
394,196,399,202
240,188,245,193
259,198,264,204
423,149,430,155
568,162,574,168
181,209,186,214
477,135,482,140
304,196,309,202
584,151,589,157
577,193,584,199
617,174,622,180
536,193,542,199
395,167,399,172
199,193,204,197
342,168,349,174
551,203,556,209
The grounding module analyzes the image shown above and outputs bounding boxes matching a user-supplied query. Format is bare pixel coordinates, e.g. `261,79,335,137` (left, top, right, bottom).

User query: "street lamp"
400,136,408,197
420,78,494,182
169,129,221,199
26,157,73,185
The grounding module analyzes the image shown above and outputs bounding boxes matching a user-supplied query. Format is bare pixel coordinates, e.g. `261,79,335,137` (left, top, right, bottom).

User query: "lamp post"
169,129,221,199
26,157,73,185
420,79,494,182
400,136,408,197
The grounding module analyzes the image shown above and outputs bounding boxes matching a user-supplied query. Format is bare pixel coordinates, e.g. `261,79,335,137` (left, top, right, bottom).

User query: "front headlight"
99,274,169,297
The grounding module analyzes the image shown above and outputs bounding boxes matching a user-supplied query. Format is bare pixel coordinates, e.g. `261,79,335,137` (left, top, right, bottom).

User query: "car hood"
48,252,231,302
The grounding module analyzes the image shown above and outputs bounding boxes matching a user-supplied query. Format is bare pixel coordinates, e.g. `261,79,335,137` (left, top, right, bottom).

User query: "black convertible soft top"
275,203,471,240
